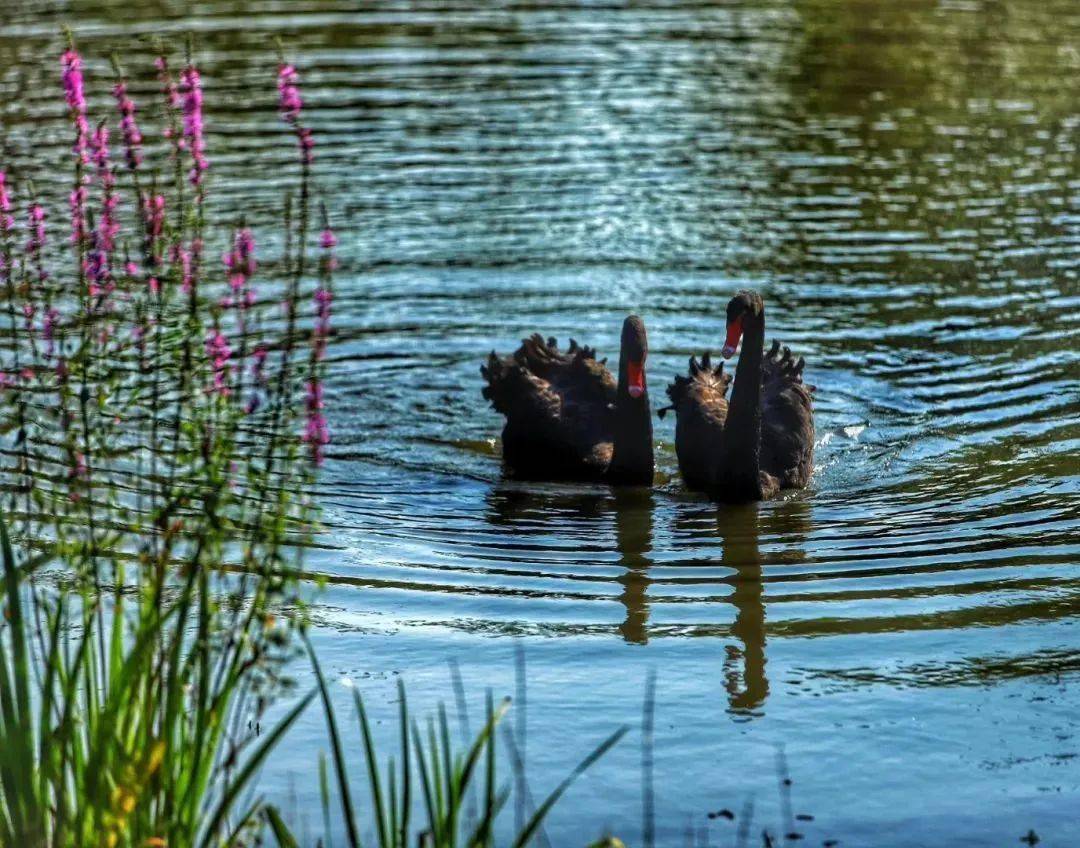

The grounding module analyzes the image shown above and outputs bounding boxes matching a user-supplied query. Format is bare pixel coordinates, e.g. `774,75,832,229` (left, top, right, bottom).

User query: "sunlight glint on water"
1,0,1078,845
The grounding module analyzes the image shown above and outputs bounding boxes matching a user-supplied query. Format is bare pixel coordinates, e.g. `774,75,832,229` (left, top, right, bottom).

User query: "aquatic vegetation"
262,643,628,848
0,32,622,848
0,33,333,847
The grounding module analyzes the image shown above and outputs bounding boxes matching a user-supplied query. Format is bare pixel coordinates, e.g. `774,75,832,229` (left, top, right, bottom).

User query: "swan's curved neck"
714,312,765,500
608,352,654,486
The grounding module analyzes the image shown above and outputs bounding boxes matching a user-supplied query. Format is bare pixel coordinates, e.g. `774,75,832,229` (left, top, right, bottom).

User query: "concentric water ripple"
3,0,1076,680
1,0,1078,843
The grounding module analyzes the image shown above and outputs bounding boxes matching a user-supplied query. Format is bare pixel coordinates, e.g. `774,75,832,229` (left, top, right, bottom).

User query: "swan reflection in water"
484,485,815,715
612,489,654,645
484,484,655,644
715,502,768,712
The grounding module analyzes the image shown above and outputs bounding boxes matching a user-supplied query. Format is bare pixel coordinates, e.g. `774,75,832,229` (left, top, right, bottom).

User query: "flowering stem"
0,175,33,529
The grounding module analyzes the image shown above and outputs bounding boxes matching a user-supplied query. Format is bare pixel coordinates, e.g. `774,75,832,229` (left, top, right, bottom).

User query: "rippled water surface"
2,0,1079,844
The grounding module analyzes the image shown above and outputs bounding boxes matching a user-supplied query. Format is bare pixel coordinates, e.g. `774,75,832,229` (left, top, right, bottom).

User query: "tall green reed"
261,640,628,848
0,34,332,847
0,507,315,846
0,33,630,848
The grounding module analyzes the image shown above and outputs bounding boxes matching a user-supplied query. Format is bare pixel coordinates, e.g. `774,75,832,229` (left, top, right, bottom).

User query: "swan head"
620,315,648,399
722,290,763,358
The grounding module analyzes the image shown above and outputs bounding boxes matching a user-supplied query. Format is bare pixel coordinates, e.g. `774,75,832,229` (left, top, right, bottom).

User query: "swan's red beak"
627,360,646,399
722,316,743,359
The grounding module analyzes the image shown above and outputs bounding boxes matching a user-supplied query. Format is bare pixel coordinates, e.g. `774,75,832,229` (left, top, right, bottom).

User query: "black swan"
481,316,654,485
662,291,814,501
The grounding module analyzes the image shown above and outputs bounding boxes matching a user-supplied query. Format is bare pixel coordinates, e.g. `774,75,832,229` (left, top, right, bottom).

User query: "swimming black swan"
481,316,654,485
663,291,814,501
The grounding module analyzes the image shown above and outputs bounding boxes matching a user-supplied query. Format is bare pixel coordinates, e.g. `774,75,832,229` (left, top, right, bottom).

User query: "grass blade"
511,726,629,848
354,689,389,848
306,634,363,848
264,804,300,848
199,689,315,847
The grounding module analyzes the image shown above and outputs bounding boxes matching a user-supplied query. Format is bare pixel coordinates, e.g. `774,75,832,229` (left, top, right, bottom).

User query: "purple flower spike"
223,227,256,319
145,193,165,239
61,48,89,164
92,122,109,171
205,329,233,396
28,204,45,243
0,172,13,233
278,62,314,165
179,64,208,187
155,56,182,111
113,80,143,170
224,228,256,284
299,127,314,165
88,123,118,301
277,64,303,122
92,124,119,249
179,247,194,294
301,379,329,465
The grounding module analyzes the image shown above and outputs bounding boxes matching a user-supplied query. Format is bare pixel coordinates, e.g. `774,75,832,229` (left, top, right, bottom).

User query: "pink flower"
92,124,119,252
112,80,143,170
0,172,13,232
301,379,329,465
27,204,46,264
143,193,165,267
144,193,165,244
277,64,303,122
86,248,107,298
91,122,110,172
223,227,256,287
84,123,118,303
222,227,256,314
299,127,314,165
61,47,90,247
179,64,208,187
320,225,340,273
178,247,194,294
155,56,181,111
178,238,204,296
61,48,89,164
278,62,314,164
205,329,232,395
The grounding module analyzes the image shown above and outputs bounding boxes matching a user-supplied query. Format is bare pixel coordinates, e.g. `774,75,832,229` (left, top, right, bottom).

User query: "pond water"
2,0,1079,845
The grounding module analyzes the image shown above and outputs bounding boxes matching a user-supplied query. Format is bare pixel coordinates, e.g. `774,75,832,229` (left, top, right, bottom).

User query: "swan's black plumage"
760,340,815,490
662,352,730,491
663,292,814,501
482,317,654,485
